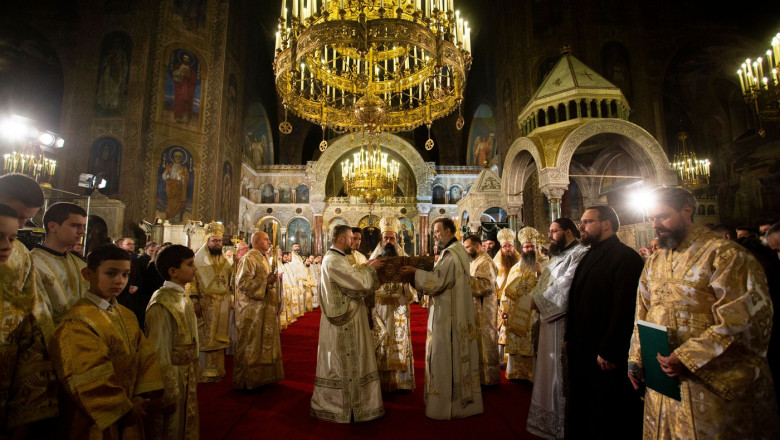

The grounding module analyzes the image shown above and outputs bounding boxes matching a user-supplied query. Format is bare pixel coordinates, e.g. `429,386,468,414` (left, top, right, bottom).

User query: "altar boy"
48,244,163,438
145,245,201,440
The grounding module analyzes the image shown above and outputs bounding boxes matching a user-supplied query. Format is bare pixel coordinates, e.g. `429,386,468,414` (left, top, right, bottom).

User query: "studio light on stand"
78,173,109,257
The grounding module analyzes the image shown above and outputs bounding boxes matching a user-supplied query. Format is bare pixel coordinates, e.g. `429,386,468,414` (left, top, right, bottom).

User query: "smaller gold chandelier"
341,133,400,206
736,31,780,136
670,131,710,189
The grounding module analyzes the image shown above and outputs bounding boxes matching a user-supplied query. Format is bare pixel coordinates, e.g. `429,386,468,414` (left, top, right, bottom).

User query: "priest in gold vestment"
464,235,500,386
146,244,200,440
311,225,385,423
628,187,780,439
0,201,58,435
401,218,483,420
368,215,415,392
493,229,520,363
188,222,232,383
31,202,89,325
501,227,542,382
233,231,284,389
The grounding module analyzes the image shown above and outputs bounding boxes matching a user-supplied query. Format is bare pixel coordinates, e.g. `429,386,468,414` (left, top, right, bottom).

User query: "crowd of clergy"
2,169,780,439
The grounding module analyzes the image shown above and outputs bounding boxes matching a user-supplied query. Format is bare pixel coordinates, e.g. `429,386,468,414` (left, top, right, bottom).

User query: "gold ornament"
205,220,225,238
379,214,401,234
517,226,542,245
279,121,292,134
496,227,516,244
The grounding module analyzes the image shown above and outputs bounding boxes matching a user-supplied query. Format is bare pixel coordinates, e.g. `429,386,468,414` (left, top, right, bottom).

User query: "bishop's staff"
271,223,284,315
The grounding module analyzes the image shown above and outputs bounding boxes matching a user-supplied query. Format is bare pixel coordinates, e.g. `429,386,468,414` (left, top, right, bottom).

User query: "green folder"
637,320,681,401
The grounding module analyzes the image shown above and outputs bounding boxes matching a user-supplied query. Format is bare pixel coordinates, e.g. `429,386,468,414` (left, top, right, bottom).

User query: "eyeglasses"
579,219,600,226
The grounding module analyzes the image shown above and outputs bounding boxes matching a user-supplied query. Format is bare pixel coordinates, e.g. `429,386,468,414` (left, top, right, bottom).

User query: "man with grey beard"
628,187,779,439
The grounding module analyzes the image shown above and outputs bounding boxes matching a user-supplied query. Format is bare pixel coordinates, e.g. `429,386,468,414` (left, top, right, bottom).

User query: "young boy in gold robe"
48,244,163,439
145,245,200,440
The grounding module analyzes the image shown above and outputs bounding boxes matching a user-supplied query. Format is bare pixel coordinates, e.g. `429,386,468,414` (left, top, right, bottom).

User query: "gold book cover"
377,256,435,283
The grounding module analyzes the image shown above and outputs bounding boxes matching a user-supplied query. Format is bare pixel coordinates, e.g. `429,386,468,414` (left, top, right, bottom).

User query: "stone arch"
556,119,677,187
502,137,545,196
309,133,433,203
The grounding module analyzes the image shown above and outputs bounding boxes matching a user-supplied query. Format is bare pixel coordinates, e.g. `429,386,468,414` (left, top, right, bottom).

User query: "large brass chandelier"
273,0,473,150
670,131,710,190
341,132,400,207
736,31,780,136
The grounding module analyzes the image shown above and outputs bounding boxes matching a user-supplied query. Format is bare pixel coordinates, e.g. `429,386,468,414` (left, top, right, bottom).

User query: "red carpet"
198,304,542,439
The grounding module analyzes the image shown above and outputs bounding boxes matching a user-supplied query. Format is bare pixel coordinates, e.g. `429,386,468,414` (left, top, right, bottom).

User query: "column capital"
468,221,482,234
540,184,568,201
310,202,326,215
416,203,432,215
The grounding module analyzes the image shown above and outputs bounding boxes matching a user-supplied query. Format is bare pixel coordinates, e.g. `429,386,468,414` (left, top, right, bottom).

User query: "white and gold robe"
233,249,283,389
31,245,87,326
369,244,415,392
146,281,200,440
188,244,231,383
414,240,483,420
502,261,538,381
527,241,587,439
469,251,500,386
0,241,57,432
311,248,383,423
628,226,780,439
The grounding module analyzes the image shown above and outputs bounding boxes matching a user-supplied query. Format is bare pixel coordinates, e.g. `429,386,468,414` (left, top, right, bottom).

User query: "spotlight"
38,132,55,146
55,137,65,148
1,118,29,141
628,189,657,213
78,173,107,190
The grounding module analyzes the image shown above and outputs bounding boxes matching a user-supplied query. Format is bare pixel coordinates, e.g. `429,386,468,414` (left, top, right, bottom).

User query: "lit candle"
293,0,299,17
281,0,286,17
757,57,764,81
275,32,281,51
773,68,778,84
746,59,753,78
737,69,745,93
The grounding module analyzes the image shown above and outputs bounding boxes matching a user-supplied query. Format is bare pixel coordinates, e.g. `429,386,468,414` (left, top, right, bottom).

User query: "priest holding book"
628,186,780,438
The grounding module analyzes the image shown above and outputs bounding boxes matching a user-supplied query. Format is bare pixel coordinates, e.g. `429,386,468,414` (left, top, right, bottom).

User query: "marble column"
280,227,288,251
541,184,568,224
311,202,325,256
417,203,431,255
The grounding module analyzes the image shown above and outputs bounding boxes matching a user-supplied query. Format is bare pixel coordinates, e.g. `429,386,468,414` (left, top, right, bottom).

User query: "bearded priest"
368,215,416,392
188,221,232,383
501,227,542,382
494,227,520,364
311,225,386,423
399,218,483,420
463,234,500,386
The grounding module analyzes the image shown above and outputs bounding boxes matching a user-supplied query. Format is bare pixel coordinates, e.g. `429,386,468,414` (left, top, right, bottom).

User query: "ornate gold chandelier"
341,132,400,206
670,131,710,189
736,31,780,136
273,0,472,150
